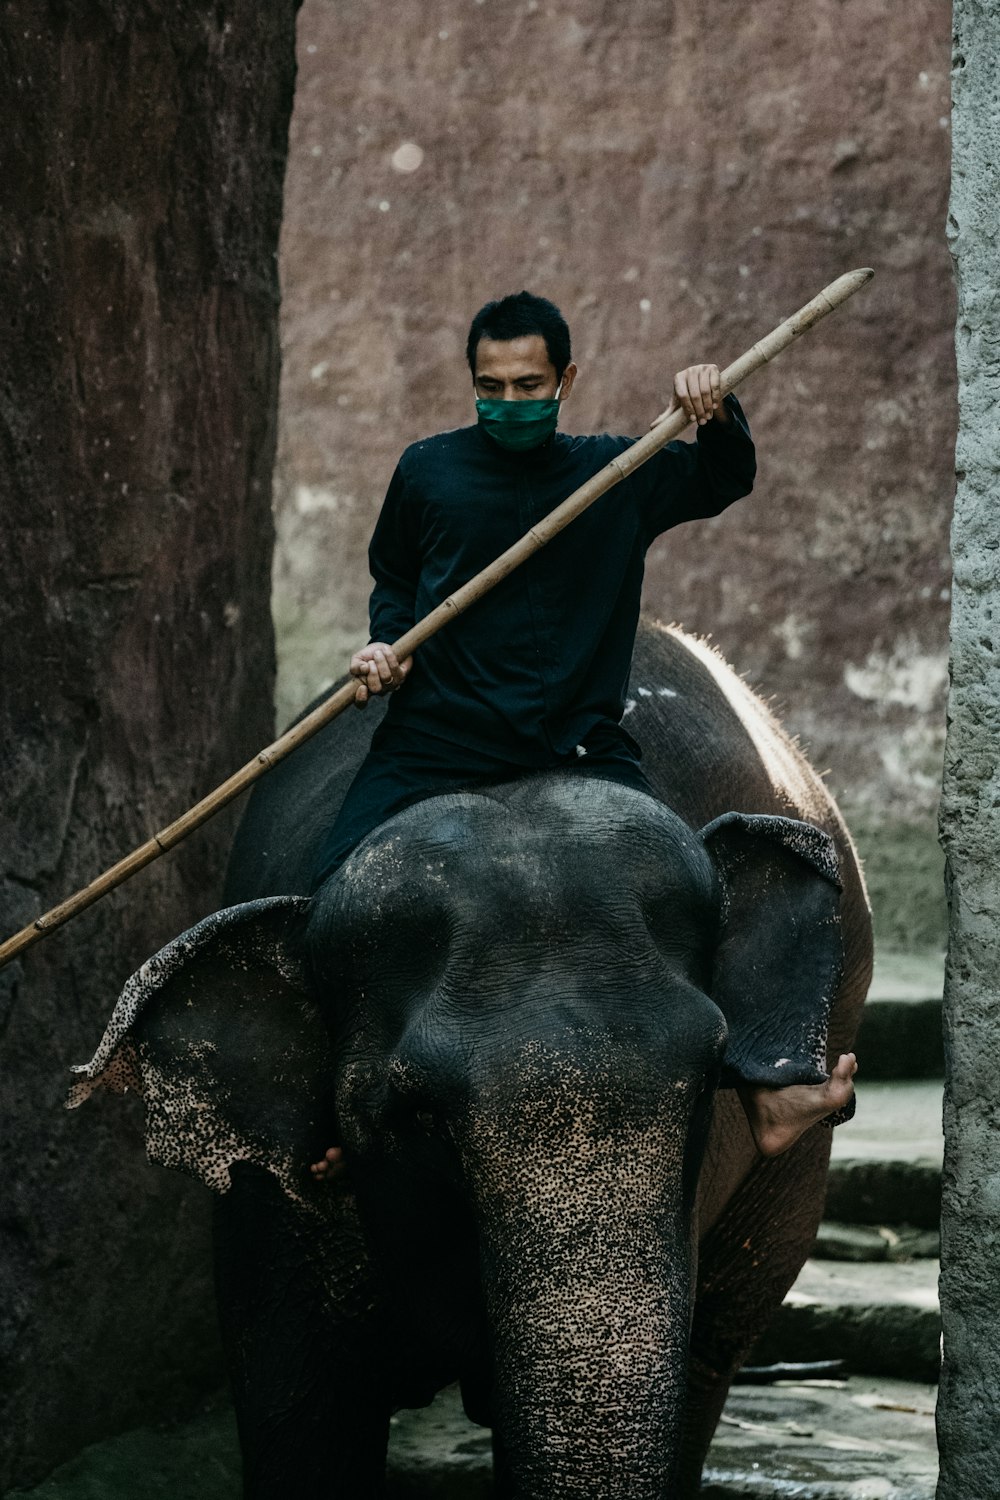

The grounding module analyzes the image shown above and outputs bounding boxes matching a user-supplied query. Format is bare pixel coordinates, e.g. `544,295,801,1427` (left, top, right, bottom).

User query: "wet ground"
703,1377,937,1499
13,1376,937,1499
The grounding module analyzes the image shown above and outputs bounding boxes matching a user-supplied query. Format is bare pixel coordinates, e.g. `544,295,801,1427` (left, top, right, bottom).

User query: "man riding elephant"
72,288,868,1499
309,289,856,1184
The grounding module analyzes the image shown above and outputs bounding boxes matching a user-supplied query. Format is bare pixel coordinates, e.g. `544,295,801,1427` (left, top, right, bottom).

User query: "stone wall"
274,0,956,950
937,1,1000,1491
0,4,298,1487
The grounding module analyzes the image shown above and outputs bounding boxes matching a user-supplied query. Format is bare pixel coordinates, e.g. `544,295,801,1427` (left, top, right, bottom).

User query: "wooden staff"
0,267,874,970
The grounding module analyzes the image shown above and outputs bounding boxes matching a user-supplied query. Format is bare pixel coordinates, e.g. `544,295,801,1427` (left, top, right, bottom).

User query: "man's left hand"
655,364,730,429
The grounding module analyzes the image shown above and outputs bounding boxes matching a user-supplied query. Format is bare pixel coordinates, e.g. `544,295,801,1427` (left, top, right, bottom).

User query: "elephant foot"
309,1144,348,1182
740,1053,857,1158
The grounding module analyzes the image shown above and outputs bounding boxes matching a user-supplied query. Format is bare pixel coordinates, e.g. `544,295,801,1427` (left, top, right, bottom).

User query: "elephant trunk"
456,1044,713,1499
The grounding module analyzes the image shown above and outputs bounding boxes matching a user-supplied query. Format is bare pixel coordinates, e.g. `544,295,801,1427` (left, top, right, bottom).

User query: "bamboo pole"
0,267,874,970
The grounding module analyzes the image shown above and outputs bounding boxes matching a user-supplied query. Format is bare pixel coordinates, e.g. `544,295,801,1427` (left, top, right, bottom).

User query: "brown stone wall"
0,2,298,1486
275,0,955,948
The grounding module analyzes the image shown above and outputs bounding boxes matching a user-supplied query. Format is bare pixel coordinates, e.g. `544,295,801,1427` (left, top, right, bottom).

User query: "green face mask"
475,386,563,451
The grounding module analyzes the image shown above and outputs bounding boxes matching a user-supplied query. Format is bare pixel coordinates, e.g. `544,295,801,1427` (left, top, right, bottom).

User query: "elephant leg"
213,1164,389,1499
678,1124,832,1495
490,1426,515,1499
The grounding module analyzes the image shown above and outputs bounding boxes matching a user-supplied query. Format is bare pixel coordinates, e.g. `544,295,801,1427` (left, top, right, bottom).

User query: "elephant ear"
68,897,335,1209
699,812,845,1093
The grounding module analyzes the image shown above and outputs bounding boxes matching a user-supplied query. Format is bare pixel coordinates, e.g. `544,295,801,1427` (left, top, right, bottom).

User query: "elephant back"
627,622,870,1062
627,623,837,831
224,684,390,902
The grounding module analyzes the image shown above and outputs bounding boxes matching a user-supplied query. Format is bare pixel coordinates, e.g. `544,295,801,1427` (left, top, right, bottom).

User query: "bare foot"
739,1054,858,1159
310,1145,348,1183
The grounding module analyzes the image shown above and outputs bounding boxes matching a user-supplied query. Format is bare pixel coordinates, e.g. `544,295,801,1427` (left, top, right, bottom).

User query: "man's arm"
351,464,417,708
640,364,756,539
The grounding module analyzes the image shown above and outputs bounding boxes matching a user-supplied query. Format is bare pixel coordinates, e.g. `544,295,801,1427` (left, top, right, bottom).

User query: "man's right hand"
350,643,413,708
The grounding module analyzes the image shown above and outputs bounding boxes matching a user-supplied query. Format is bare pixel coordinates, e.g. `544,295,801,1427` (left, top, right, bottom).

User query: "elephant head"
72,771,842,1498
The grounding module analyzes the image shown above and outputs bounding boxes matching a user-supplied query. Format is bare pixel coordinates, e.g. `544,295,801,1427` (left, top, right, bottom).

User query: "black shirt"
368,395,756,766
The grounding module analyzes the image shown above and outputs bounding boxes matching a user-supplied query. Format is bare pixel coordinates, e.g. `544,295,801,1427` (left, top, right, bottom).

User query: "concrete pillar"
937,2,1000,1494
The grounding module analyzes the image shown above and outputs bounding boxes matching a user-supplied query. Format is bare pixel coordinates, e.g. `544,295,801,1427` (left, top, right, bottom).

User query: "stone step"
812,1220,940,1262
832,1079,944,1164
867,951,945,1005
855,996,943,1080
749,1257,940,1385
827,1078,943,1229
825,1158,942,1232
856,951,944,1081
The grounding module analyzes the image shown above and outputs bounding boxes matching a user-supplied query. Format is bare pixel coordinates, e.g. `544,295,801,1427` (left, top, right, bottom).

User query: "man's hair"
466,291,572,380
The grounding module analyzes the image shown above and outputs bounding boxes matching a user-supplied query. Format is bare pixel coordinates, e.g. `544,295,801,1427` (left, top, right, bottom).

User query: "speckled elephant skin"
74,621,872,1497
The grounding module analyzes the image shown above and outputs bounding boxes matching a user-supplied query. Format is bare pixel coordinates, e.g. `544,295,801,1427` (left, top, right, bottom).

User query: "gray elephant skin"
74,620,872,1498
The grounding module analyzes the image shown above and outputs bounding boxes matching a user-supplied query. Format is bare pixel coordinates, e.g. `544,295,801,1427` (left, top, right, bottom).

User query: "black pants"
310,721,652,891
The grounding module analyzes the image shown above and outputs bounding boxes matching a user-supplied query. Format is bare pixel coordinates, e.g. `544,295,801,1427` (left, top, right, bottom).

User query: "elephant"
72,619,872,1498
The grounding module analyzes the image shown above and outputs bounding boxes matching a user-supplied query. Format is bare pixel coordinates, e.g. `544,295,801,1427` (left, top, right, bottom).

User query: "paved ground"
703,1376,937,1499
866,951,944,1003
13,1376,937,1499
786,1259,939,1313
831,1080,943,1166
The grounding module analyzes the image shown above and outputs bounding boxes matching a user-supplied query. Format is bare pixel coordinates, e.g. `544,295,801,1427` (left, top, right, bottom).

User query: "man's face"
473,335,576,402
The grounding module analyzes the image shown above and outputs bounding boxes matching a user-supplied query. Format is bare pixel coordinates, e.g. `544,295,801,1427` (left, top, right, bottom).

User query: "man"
311,290,855,1178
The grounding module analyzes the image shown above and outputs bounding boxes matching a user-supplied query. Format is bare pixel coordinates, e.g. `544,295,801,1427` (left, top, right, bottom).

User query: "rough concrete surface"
856,999,944,1081
0,3,299,1488
274,0,955,948
825,1160,942,1236
855,954,944,1079
824,1079,943,1230
751,1259,941,1385
937,2,1000,1495
867,952,945,1003
12,1377,938,1500
812,1222,939,1264
831,1081,943,1166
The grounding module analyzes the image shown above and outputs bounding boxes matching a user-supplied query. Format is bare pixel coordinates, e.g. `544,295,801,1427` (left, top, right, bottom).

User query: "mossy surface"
844,811,947,954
